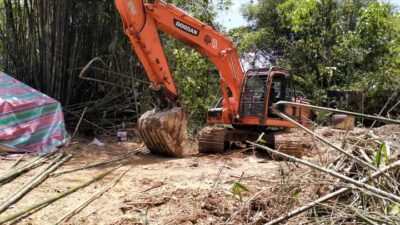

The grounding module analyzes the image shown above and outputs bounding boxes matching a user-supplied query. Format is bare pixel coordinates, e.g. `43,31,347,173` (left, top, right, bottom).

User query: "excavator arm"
115,0,245,157
115,0,244,114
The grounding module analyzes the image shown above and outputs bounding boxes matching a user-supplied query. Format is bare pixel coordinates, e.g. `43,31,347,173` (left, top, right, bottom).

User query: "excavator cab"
207,67,308,127
200,67,311,154
240,68,291,118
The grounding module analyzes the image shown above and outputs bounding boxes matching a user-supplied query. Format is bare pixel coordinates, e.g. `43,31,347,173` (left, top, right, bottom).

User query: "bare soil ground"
0,125,398,225
0,139,286,225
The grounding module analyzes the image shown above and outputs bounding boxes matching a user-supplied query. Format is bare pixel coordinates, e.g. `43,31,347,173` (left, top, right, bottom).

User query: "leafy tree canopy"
234,0,399,114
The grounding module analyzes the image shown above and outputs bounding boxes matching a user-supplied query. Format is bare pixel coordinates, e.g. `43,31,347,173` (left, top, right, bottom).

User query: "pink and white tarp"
0,72,70,153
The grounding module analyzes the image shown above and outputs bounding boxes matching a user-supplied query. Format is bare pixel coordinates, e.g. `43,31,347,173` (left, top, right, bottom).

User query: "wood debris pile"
240,124,400,225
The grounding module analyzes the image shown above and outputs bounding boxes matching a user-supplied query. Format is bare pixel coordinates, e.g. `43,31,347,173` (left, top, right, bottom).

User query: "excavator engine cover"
138,107,187,157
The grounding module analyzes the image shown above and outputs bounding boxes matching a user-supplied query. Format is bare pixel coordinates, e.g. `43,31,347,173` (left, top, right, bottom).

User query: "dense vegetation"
234,0,399,115
0,0,398,133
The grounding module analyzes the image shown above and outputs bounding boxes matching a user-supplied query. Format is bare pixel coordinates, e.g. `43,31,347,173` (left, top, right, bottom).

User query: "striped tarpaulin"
0,72,70,153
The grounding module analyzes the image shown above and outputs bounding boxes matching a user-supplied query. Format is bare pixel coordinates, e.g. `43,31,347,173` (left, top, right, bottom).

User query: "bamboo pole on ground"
247,141,400,204
271,107,378,171
273,101,400,125
272,101,400,164
0,152,56,185
0,153,72,213
54,165,133,225
264,160,400,225
9,155,26,169
0,165,122,224
1,153,49,176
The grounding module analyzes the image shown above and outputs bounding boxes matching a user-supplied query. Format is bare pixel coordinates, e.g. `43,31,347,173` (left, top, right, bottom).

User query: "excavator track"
198,126,227,154
138,107,187,157
198,126,312,158
273,129,313,159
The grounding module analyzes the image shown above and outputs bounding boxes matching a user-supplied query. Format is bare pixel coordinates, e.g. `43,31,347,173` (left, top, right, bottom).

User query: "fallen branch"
54,165,132,225
0,165,122,224
263,160,400,225
0,153,72,213
140,182,164,193
248,141,400,204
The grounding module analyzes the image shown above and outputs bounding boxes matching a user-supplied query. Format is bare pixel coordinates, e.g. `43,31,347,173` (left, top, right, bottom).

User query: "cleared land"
0,126,399,225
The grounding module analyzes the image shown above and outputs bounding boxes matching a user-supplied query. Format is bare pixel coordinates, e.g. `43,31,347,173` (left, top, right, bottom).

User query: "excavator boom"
115,0,244,112
116,0,312,157
115,0,245,156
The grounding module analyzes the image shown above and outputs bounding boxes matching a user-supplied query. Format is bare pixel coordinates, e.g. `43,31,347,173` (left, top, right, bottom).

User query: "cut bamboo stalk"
72,106,87,139
248,141,400,203
271,108,378,171
273,101,400,125
54,165,133,225
0,165,122,224
8,155,26,169
355,210,379,225
0,153,72,213
0,152,56,185
264,160,400,225
1,153,48,175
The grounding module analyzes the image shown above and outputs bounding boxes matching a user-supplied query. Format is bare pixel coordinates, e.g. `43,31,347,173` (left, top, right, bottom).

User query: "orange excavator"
115,0,311,157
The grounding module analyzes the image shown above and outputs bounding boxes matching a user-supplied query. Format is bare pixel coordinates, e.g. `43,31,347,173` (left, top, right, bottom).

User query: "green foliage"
140,209,153,225
170,47,220,133
159,0,230,133
232,182,250,204
0,0,230,133
237,0,399,115
374,142,389,167
168,0,232,24
314,111,332,126
388,204,400,216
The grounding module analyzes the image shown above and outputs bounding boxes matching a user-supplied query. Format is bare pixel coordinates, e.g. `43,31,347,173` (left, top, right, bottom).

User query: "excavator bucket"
138,107,188,157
